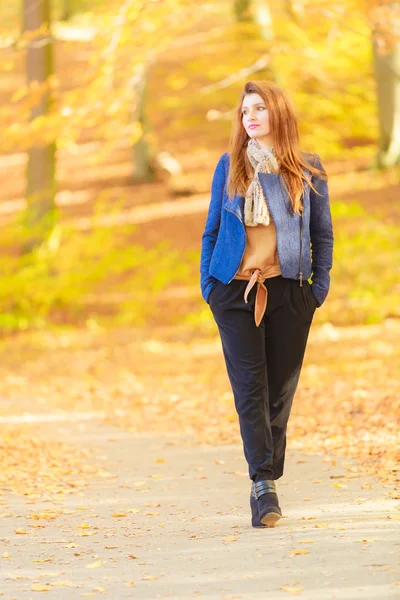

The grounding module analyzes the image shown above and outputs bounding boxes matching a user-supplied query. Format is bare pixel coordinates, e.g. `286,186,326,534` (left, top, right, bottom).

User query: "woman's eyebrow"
241,103,266,110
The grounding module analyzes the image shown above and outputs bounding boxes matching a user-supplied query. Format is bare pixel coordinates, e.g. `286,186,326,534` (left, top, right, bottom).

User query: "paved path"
0,418,399,599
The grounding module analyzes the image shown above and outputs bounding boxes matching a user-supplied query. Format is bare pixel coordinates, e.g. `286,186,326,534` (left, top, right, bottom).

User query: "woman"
200,80,334,528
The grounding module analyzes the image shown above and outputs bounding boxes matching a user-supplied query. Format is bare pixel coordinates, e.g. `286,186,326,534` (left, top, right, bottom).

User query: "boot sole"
260,511,282,527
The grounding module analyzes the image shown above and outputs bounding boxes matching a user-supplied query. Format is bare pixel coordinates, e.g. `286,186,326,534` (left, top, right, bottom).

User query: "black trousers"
208,275,317,483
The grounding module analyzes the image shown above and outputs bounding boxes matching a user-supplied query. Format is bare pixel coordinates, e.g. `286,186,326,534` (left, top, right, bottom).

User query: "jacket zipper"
224,206,246,283
299,212,303,287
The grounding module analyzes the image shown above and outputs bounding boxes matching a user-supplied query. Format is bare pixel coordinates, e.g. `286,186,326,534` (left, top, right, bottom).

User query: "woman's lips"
248,124,259,130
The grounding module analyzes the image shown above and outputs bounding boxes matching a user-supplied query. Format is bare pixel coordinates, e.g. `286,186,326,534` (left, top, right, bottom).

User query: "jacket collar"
224,173,285,222
223,170,310,222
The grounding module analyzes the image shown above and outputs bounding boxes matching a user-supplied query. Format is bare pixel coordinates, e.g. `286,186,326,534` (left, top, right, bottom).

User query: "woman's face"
241,93,271,144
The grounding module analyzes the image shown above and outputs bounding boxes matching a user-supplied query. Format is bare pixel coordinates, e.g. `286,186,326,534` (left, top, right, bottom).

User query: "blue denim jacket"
200,152,334,307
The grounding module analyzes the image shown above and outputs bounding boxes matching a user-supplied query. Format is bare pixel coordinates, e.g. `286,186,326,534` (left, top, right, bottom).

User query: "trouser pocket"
300,281,317,316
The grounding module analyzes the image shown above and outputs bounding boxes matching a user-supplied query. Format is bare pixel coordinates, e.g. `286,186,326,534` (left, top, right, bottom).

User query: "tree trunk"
61,0,79,21
372,39,400,168
23,0,57,247
132,70,154,182
234,0,252,22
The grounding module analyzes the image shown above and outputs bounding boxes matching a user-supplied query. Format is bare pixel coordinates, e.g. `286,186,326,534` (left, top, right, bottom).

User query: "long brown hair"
227,80,327,215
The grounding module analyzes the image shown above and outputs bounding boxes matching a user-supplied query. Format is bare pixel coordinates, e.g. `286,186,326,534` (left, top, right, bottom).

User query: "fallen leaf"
111,512,127,517
30,512,58,520
32,557,52,563
142,575,158,580
85,560,103,569
1,552,10,559
31,583,52,591
290,549,309,556
15,528,29,535
279,584,304,594
97,470,115,478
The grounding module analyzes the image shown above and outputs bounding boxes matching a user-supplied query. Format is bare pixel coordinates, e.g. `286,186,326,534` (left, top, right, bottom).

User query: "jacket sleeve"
310,154,334,307
200,153,228,303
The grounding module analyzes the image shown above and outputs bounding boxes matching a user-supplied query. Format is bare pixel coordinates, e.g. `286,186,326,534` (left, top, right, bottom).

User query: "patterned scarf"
244,138,279,227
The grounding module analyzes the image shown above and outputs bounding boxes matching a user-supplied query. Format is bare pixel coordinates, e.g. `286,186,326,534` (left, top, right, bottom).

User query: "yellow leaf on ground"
290,549,309,556
97,471,115,478
111,512,127,517
15,528,30,534
1,552,10,558
142,575,158,580
279,584,304,594
32,557,52,563
31,583,52,591
85,560,103,568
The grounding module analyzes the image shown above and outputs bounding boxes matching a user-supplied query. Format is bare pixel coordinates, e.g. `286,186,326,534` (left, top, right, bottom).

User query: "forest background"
0,0,399,490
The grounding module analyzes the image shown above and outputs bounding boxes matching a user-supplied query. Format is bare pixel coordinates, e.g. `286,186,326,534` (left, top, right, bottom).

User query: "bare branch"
200,54,270,95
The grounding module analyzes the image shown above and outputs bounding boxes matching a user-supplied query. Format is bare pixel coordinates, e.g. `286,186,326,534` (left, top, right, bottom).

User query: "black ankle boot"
250,491,266,527
252,480,282,527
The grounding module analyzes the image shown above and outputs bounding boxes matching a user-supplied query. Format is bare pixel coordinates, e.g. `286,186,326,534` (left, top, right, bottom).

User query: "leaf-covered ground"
0,419,399,598
0,318,398,493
